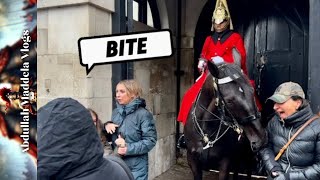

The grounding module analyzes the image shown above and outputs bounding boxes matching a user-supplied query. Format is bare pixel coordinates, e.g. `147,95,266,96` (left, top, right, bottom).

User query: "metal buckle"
203,141,214,150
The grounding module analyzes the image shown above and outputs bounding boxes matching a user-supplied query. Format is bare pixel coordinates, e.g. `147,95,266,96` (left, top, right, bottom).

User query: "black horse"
184,61,266,180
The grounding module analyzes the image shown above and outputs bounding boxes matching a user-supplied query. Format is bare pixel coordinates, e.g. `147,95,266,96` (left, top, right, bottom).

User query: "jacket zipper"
285,127,293,173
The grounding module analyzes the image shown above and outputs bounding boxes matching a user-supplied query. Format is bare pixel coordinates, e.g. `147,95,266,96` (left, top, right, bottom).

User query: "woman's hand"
105,123,119,134
273,172,286,180
271,171,287,180
117,146,127,155
115,135,126,147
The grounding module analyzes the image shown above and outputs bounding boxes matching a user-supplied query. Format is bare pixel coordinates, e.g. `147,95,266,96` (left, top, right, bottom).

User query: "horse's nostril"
251,142,259,152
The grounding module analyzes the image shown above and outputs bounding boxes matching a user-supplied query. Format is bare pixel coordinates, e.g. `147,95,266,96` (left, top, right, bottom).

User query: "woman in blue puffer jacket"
104,79,157,180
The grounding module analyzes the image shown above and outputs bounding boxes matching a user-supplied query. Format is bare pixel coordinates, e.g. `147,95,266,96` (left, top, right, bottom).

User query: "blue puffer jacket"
111,98,157,180
259,104,320,179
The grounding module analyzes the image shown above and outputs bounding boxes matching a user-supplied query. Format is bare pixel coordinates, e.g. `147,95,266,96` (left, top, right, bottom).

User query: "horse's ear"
207,61,219,77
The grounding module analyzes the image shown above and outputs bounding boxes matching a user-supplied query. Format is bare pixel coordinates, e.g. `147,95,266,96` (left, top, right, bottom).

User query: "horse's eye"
226,100,233,105
238,87,244,93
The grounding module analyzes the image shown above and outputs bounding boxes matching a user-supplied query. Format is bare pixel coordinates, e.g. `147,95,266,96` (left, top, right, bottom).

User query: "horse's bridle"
192,66,260,150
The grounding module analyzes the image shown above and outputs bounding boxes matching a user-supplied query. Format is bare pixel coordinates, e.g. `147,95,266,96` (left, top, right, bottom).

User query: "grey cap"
268,82,305,103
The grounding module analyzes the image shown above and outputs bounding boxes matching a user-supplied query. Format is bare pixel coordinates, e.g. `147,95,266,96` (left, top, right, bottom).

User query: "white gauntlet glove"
211,56,224,65
197,58,207,72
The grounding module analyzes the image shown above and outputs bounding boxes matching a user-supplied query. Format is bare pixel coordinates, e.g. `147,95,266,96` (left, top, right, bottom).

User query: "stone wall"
133,21,177,179
38,1,178,179
37,1,114,120
135,57,177,179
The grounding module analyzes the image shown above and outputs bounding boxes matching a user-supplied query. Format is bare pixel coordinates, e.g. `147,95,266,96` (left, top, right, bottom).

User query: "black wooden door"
250,5,309,120
254,13,307,101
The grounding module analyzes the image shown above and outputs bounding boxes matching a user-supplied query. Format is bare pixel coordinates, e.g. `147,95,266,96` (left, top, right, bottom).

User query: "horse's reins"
192,91,231,150
213,76,243,133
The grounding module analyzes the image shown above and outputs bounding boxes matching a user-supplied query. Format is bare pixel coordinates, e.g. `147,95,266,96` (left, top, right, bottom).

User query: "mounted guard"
177,0,258,125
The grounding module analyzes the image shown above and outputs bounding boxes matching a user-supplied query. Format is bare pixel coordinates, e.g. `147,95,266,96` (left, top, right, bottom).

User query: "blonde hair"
117,79,142,98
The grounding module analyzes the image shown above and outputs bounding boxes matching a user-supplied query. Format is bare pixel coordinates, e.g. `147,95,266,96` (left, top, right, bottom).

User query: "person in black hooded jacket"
38,98,134,180
259,82,320,180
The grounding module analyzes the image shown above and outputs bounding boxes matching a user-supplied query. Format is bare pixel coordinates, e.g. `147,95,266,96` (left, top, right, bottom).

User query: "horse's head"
207,61,266,152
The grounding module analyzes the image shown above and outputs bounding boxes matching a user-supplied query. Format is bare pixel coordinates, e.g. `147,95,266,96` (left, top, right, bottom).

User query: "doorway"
194,0,309,122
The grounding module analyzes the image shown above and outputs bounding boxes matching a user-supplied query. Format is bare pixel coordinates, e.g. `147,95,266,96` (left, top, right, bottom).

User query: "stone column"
309,0,320,113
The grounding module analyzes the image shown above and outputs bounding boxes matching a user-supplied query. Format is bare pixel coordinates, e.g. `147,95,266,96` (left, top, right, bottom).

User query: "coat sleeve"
259,121,283,175
126,111,157,156
287,125,320,180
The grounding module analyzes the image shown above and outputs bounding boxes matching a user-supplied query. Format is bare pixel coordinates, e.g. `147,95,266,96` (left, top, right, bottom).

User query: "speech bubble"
78,30,173,74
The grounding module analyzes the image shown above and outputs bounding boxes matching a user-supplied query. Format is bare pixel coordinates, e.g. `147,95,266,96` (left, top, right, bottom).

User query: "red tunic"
201,32,248,75
177,32,248,125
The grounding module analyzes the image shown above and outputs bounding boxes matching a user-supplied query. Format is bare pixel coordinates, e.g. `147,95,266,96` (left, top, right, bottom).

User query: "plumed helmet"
211,0,233,30
212,2,229,25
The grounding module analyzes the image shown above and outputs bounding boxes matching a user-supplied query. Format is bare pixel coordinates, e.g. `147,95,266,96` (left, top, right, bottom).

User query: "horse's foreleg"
244,159,253,180
218,157,230,180
233,169,239,180
187,150,203,180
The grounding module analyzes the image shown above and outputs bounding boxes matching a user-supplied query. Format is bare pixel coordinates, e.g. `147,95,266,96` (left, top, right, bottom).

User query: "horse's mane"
218,63,252,90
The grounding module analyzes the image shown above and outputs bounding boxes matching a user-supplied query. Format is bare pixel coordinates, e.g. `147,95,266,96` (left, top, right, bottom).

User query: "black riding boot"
177,134,186,149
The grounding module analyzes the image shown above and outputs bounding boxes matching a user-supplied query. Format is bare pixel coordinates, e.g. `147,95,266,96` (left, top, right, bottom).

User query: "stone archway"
193,0,312,120
155,0,169,29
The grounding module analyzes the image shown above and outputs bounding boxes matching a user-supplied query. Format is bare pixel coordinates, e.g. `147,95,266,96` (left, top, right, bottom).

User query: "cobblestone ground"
153,163,219,180
153,149,267,180
154,163,267,180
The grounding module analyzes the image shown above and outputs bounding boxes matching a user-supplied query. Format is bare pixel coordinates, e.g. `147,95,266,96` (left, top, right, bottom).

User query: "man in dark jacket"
259,82,320,179
38,98,134,180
